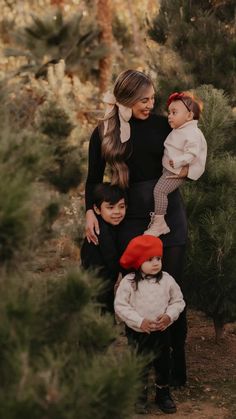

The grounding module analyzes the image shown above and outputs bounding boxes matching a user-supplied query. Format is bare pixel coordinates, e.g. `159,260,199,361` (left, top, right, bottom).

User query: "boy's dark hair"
93,182,128,209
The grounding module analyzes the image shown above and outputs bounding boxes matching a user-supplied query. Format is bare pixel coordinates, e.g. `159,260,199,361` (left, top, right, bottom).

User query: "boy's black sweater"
80,216,120,311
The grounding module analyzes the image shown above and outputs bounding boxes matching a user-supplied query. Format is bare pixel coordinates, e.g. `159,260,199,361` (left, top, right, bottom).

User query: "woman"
85,69,188,387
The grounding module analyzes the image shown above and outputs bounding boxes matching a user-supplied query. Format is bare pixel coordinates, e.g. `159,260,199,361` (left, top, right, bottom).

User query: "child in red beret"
114,235,185,414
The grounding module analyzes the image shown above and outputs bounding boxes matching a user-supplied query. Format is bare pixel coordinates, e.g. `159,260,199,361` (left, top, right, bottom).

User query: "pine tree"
0,270,143,418
148,0,236,105
0,84,52,264
35,60,85,194
0,72,143,418
182,85,236,342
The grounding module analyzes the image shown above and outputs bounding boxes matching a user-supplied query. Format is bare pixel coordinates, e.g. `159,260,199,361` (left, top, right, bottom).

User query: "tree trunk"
97,0,113,93
127,0,142,56
213,318,225,344
50,0,64,5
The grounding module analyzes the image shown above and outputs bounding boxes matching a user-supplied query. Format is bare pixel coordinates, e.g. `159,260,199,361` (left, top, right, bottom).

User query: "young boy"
80,182,127,313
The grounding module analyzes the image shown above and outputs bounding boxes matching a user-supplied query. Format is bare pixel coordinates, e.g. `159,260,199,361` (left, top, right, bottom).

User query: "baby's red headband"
167,92,191,111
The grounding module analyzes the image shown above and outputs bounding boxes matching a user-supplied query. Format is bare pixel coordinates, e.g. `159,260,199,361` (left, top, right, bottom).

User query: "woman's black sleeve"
85,127,106,210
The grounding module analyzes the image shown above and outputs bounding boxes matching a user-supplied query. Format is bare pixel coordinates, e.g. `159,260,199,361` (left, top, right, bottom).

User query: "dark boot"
155,385,176,414
135,386,148,414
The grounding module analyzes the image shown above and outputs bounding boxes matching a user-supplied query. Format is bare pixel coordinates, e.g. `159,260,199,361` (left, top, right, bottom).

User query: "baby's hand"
155,314,171,331
140,318,157,334
169,159,174,168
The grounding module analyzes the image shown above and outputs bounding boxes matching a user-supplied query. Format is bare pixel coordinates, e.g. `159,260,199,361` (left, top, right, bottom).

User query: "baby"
144,91,207,237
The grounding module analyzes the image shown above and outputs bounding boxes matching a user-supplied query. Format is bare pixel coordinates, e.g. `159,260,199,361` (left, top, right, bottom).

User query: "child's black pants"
125,326,170,386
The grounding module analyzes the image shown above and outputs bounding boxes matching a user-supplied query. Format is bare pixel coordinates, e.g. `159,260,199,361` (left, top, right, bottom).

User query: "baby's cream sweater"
114,271,185,332
162,120,207,180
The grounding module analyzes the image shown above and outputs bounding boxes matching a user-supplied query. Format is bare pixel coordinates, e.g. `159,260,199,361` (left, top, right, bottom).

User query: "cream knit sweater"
162,120,207,180
114,271,185,332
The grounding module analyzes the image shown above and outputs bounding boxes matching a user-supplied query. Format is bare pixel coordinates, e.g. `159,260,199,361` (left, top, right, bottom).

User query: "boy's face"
94,198,126,225
141,256,162,276
168,100,193,129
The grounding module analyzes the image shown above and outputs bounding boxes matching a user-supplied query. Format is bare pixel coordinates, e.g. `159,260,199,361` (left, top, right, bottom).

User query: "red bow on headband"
167,92,185,108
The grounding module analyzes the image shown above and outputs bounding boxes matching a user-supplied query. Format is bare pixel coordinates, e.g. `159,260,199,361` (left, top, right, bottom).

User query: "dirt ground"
130,309,236,419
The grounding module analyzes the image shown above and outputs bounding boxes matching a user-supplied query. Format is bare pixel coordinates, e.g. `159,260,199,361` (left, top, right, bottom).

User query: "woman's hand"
85,209,100,245
169,159,174,168
166,165,189,179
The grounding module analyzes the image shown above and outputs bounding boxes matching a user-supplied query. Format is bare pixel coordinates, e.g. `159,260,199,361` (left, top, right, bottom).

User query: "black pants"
98,282,115,314
126,326,170,386
162,245,187,384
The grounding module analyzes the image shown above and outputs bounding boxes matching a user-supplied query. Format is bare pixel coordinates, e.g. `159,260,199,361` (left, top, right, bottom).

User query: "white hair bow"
103,92,132,143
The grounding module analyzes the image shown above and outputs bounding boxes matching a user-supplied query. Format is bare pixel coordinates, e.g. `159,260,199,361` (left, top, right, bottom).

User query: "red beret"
120,235,163,270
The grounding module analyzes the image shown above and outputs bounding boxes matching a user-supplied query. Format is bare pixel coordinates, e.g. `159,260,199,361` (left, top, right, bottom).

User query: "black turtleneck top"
85,113,187,247
85,114,170,209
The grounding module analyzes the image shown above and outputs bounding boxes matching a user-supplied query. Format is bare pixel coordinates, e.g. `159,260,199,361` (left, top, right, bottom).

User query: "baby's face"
168,100,193,129
141,256,162,276
94,198,126,225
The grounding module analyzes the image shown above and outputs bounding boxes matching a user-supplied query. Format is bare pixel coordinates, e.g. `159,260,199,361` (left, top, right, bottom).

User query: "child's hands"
155,314,171,331
140,318,157,334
